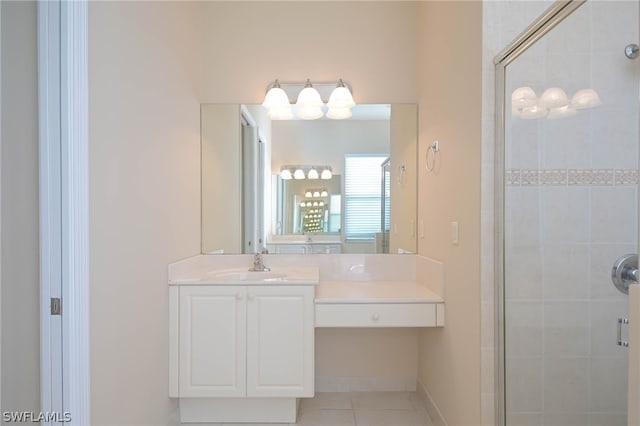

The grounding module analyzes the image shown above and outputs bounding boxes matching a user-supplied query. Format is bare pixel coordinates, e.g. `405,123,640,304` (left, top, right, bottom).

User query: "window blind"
344,155,387,240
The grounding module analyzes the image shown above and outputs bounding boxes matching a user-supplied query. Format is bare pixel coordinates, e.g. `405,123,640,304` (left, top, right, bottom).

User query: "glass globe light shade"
539,87,569,109
320,169,332,179
520,105,548,119
547,105,577,120
327,81,355,109
571,89,601,110
280,169,292,180
511,86,537,109
308,168,319,179
294,169,305,179
262,85,289,109
326,107,352,120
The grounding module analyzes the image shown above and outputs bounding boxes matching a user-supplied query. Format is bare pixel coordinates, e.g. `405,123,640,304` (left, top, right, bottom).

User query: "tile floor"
214,391,435,426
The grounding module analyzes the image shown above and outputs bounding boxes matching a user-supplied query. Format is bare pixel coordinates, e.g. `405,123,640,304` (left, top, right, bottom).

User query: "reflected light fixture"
512,86,601,120
262,79,355,120
280,169,293,180
305,191,313,198
571,89,601,109
294,168,306,179
548,105,577,120
280,165,333,180
321,190,328,197
539,87,569,109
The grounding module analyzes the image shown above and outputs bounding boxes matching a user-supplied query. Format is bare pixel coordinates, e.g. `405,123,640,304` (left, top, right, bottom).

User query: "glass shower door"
502,1,639,425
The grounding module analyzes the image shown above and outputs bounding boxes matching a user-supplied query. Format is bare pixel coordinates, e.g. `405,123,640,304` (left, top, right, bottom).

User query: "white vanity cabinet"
171,284,315,399
177,285,247,397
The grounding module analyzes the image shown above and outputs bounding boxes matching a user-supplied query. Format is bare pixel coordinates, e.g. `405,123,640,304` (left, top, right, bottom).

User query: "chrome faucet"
249,253,270,272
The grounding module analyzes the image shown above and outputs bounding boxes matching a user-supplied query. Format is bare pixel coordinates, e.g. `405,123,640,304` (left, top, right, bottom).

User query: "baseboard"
316,376,417,392
417,379,447,426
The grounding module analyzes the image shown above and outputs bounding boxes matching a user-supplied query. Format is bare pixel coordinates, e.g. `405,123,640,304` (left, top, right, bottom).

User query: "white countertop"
267,241,342,245
315,281,444,304
169,266,320,286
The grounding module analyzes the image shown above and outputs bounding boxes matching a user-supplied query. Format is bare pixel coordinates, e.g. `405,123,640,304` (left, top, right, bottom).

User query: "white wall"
88,2,419,424
1,0,40,416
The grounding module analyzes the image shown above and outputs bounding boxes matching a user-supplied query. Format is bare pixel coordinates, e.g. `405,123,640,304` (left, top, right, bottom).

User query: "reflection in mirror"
273,175,342,235
201,103,417,255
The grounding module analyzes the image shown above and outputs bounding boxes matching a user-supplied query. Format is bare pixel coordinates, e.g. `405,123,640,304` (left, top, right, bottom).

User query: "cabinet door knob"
236,292,243,300
372,313,380,321
248,293,255,301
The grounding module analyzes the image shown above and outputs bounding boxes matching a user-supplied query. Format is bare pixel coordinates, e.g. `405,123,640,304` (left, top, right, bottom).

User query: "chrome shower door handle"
618,317,629,347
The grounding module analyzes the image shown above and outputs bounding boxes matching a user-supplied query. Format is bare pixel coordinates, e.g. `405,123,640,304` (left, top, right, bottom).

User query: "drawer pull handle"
372,313,380,321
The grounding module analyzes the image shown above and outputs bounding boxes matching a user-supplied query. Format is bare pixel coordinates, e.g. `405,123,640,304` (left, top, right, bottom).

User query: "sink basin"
208,270,287,282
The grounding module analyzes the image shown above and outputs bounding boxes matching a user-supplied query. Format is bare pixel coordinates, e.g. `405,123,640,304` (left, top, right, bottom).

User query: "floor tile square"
351,392,414,410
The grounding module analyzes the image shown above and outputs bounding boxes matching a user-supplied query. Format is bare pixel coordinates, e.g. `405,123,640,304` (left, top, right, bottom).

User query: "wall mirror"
201,103,417,255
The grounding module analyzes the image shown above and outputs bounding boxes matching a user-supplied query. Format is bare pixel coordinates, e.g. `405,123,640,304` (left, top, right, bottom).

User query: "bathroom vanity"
168,254,444,423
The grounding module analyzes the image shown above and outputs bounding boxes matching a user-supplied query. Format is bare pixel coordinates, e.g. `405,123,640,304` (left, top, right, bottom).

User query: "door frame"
38,1,90,424
493,1,587,425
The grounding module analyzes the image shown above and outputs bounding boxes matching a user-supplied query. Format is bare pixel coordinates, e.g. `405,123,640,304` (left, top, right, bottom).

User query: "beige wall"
198,2,419,104
88,2,419,424
201,104,242,254
271,120,390,175
417,2,483,425
89,2,202,424
390,104,418,254
1,0,40,416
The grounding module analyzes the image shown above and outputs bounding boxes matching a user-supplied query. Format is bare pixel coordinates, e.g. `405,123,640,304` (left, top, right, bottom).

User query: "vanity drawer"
315,303,441,327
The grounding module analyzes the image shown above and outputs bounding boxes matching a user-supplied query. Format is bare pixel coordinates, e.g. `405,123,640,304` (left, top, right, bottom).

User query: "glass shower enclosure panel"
503,1,639,425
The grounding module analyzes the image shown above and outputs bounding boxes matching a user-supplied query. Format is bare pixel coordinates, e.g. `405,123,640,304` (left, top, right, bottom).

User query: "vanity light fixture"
263,79,355,120
320,167,333,180
313,191,320,198
305,191,313,198
321,190,328,197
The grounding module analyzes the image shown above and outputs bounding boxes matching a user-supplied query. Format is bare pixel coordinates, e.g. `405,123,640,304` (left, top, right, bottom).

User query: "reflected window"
343,154,388,240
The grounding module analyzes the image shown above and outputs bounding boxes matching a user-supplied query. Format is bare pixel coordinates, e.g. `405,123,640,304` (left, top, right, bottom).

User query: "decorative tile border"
506,169,638,186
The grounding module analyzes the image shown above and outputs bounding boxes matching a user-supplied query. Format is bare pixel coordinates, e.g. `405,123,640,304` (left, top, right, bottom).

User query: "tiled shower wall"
504,2,638,425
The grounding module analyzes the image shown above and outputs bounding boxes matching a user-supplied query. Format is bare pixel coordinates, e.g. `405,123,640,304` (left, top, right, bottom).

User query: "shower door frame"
493,1,587,425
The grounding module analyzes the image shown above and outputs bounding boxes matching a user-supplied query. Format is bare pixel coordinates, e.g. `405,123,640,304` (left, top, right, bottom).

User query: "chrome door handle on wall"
611,253,638,295
618,317,629,347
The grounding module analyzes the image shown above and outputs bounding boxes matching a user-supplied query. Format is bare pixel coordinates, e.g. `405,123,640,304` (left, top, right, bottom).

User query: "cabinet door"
179,286,246,397
246,285,315,397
